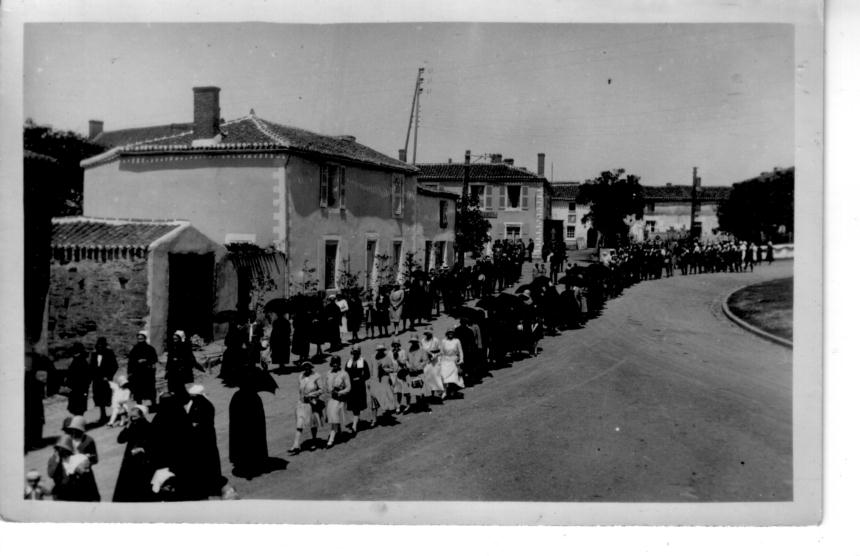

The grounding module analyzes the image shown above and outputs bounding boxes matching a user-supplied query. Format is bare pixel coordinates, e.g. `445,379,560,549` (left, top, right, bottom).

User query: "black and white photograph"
0,0,827,531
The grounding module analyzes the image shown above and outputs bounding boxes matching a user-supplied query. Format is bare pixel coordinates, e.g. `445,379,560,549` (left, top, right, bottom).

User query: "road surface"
27,261,793,502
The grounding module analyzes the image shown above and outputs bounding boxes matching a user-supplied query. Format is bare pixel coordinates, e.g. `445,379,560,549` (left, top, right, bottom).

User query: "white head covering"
137,330,149,340
187,384,205,396
174,330,186,342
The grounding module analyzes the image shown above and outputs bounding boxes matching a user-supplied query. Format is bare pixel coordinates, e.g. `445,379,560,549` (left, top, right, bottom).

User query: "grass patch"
727,277,793,341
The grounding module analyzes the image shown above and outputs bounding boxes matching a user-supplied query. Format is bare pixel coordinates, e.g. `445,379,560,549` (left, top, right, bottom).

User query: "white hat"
174,330,186,342
187,384,205,396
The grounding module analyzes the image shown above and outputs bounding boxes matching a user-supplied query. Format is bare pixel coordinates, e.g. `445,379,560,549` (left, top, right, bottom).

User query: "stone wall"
47,258,149,360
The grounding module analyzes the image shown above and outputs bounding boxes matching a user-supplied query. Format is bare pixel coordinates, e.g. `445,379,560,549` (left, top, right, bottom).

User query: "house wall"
416,192,456,268
632,201,723,243
47,258,149,361
550,199,591,246
83,156,285,247
286,156,419,293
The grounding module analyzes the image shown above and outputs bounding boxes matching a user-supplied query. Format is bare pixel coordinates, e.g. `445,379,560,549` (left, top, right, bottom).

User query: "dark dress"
453,323,478,379
128,342,158,403
187,394,226,496
269,316,292,366
347,296,363,333
229,387,269,475
113,418,155,502
344,358,370,414
66,354,91,416
165,341,201,394
219,324,248,384
291,311,311,359
148,395,202,501
90,349,119,408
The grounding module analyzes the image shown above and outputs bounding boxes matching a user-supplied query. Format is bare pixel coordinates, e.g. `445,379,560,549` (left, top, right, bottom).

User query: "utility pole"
403,67,425,163
690,166,699,244
457,150,471,265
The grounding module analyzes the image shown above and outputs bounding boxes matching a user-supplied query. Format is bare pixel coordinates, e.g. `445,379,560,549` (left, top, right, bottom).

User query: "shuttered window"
338,167,346,210
485,185,494,210
319,165,329,208
498,186,506,209
521,186,529,209
392,174,404,217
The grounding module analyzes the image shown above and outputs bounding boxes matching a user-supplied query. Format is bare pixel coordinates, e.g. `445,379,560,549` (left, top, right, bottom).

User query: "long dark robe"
219,324,248,383
113,419,155,502
90,349,119,408
165,341,201,393
229,387,268,475
291,311,311,359
269,316,291,365
127,342,158,403
187,394,225,496
66,354,91,416
148,396,202,501
344,358,370,413
453,324,478,378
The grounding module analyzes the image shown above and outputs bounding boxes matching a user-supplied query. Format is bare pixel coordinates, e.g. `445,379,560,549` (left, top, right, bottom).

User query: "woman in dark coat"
269,312,292,370
344,346,371,434
186,386,226,496
291,297,312,361
165,331,203,394
127,331,158,405
346,292,364,343
65,342,91,417
219,320,248,385
113,406,154,502
90,337,119,423
148,392,202,501
228,372,269,478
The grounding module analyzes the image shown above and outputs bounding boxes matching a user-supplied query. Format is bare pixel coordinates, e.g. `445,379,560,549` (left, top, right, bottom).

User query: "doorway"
167,253,214,343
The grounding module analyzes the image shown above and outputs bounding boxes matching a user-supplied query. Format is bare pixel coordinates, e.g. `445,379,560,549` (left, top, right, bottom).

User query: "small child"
24,470,47,500
107,375,133,427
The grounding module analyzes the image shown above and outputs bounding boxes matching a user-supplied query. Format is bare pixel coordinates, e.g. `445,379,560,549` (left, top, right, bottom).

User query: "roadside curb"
721,285,793,349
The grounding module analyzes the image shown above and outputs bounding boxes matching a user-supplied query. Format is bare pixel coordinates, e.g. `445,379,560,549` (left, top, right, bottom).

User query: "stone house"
416,153,551,256
81,86,452,304
548,182,593,249
48,216,224,355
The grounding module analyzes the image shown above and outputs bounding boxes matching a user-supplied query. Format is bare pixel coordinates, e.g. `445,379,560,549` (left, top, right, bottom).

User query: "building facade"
82,86,452,300
416,153,551,255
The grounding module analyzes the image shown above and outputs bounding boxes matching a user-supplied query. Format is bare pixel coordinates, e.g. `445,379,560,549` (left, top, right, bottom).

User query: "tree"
576,169,644,248
455,193,492,262
717,167,794,243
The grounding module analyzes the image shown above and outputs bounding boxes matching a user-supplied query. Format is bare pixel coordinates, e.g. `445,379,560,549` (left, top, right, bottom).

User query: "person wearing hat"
289,361,324,455
113,405,155,502
405,335,430,413
419,329,444,400
324,355,351,449
229,369,270,479
439,328,465,399
368,344,398,427
64,342,91,417
344,346,370,434
24,470,47,500
324,294,343,352
64,415,99,466
89,337,119,425
47,434,100,501
388,284,405,334
127,331,158,406
165,330,204,394
387,339,409,413
106,375,132,427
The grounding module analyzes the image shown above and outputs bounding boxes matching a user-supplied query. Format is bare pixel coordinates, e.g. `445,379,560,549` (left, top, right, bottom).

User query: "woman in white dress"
324,355,351,449
289,361,324,455
419,329,444,400
439,328,465,398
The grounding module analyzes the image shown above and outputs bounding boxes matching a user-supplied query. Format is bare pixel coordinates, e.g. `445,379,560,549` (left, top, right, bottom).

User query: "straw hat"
54,434,75,454
64,415,86,433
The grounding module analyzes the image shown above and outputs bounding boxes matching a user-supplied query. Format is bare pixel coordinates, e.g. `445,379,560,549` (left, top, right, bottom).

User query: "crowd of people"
23,235,777,502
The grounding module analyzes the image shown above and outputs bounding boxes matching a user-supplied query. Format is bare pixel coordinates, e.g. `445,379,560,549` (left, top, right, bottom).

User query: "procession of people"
23,236,777,502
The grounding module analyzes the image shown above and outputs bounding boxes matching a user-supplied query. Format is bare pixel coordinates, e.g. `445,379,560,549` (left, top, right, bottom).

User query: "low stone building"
48,216,224,355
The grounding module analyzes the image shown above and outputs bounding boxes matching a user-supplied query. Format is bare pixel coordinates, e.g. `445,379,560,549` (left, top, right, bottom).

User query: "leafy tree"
290,260,320,294
337,262,364,295
717,167,794,243
374,253,398,290
576,169,644,248
455,193,492,262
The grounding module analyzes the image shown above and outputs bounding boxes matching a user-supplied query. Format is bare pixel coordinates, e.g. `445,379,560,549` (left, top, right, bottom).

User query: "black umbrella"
213,309,242,323
456,305,486,321
263,298,291,315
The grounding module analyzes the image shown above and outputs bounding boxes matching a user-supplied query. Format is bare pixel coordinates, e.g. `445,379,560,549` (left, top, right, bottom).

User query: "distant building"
549,182,732,246
416,153,551,255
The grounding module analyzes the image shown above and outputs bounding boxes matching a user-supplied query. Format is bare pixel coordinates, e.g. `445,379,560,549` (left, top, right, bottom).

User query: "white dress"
439,337,464,388
420,336,444,392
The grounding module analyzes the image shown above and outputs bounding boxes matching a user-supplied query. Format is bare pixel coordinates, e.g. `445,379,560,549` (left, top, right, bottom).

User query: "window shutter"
523,222,530,237
319,165,329,208
339,167,346,210
391,176,397,216
499,186,506,209
485,185,493,209
521,186,529,209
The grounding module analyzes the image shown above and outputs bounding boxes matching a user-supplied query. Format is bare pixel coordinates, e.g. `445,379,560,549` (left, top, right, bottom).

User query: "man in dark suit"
90,337,118,424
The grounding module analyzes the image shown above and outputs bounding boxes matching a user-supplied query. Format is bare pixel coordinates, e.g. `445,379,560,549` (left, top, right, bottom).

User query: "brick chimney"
192,86,221,143
398,149,407,162
537,153,545,177
88,120,103,140
490,153,503,163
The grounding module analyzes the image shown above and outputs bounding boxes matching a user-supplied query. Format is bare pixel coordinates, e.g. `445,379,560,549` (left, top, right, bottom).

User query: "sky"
24,22,794,186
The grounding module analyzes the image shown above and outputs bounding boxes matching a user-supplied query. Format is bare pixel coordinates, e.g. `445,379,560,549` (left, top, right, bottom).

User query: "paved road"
27,261,793,502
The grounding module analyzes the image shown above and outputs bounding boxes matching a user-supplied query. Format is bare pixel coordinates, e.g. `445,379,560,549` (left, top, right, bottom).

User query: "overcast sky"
24,22,794,185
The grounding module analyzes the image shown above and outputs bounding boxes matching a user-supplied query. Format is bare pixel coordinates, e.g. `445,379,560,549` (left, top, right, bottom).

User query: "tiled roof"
550,182,581,200
82,114,416,173
92,123,194,148
641,185,732,202
51,216,186,249
417,163,545,183
417,184,460,199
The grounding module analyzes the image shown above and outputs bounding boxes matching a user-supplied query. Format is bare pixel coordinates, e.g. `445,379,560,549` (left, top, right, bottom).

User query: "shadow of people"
232,457,288,480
